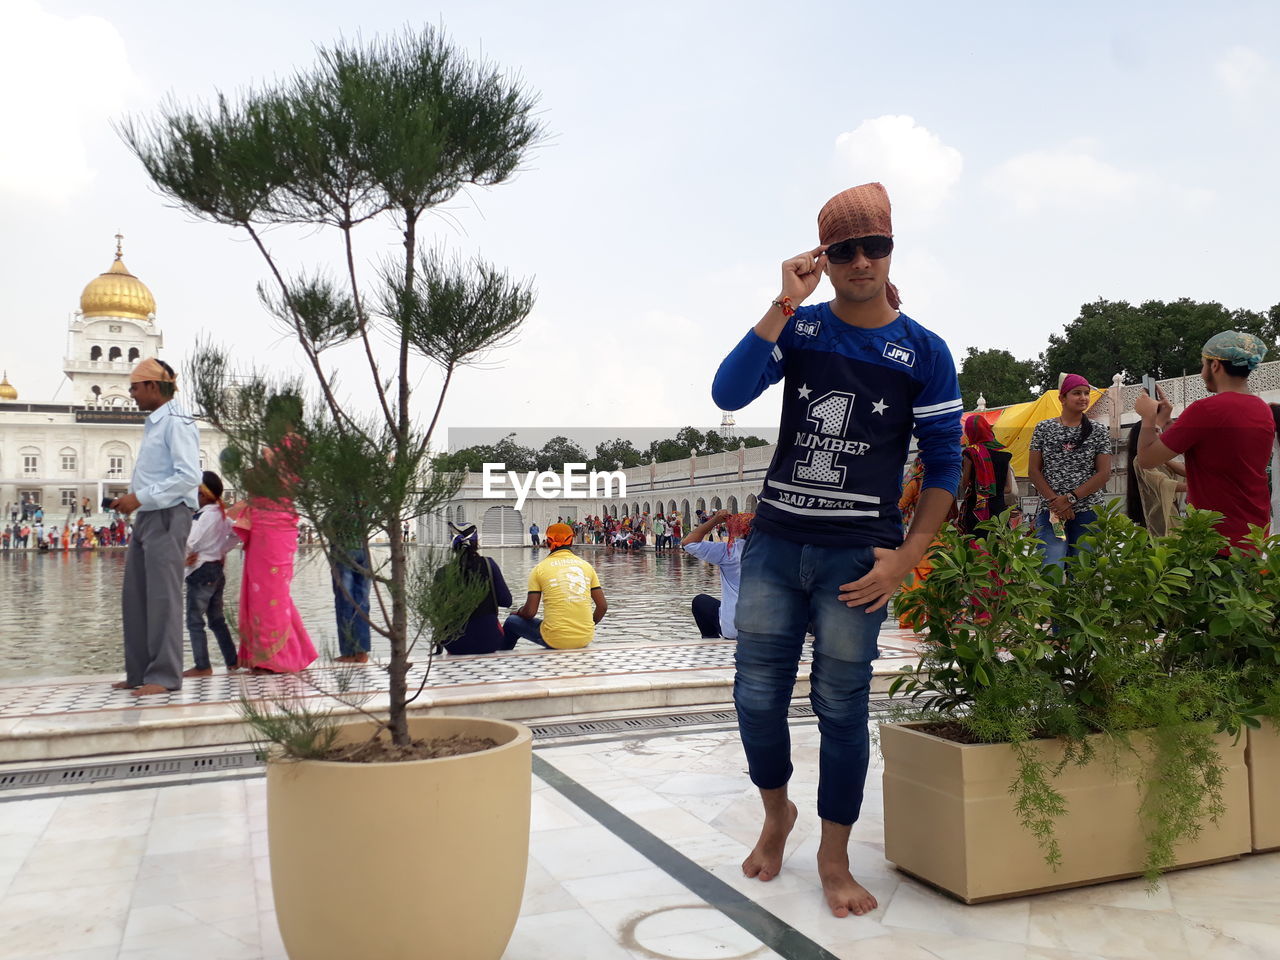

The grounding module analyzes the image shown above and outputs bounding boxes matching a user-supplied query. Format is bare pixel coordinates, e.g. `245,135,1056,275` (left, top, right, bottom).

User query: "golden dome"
0,372,16,401
80,237,156,321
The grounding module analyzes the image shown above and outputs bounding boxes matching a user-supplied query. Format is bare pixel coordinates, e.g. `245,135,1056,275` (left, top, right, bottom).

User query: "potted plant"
1157,518,1280,853
882,504,1260,903
122,28,544,959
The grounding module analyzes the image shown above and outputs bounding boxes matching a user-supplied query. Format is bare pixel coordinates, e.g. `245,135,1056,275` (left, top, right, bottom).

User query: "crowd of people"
527,508,744,551
2,517,132,551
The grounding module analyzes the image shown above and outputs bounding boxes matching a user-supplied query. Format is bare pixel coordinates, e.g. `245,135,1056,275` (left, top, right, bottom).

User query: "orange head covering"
546,523,574,549
129,358,177,385
817,183,900,309
725,513,754,553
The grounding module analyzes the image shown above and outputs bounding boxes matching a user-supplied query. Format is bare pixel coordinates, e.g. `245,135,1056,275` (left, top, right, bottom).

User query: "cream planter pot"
880,722,1251,903
268,716,532,960
1247,720,1280,852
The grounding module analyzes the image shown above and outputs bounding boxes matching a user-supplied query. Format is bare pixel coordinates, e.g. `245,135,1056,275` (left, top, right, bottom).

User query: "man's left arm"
839,345,962,612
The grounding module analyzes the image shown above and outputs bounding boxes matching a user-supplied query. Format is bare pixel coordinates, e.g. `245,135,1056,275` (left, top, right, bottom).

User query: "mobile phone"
1141,375,1158,399
101,497,115,510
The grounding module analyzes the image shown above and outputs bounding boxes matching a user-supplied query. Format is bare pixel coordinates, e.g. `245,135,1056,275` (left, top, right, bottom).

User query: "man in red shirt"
1136,331,1274,549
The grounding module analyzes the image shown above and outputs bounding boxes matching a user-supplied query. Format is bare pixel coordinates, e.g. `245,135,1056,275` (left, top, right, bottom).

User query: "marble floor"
1,720,1276,960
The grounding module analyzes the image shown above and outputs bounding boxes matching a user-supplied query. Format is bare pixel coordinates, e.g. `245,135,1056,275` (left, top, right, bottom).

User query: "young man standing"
110,358,201,696
1135,331,1274,548
712,183,962,918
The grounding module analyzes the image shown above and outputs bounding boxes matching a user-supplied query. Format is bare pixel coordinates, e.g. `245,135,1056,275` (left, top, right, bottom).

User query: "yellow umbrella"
991,389,1108,477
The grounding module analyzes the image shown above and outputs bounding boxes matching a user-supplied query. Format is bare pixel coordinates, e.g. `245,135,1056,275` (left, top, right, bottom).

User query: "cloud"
986,140,1213,217
0,2,141,204
833,116,963,223
1217,46,1271,98
987,141,1140,215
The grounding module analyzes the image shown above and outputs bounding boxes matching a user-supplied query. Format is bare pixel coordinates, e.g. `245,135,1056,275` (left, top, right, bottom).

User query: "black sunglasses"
825,235,893,263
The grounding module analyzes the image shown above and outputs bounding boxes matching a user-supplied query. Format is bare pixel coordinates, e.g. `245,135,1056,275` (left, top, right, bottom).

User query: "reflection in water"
0,545,723,680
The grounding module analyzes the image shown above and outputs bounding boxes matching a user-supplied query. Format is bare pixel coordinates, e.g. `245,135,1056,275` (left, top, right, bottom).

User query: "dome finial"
114,231,124,261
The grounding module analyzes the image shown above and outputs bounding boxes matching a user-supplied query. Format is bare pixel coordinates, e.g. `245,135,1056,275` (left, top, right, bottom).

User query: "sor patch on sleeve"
882,342,916,367
795,318,821,338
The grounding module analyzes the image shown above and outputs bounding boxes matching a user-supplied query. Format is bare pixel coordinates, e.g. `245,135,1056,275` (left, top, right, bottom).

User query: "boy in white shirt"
183,471,241,677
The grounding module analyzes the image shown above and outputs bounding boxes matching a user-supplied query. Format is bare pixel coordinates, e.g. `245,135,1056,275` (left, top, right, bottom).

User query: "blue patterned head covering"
1202,331,1267,372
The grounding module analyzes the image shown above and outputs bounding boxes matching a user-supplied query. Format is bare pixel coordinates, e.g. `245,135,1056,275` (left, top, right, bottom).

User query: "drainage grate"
0,751,259,794
0,698,905,796
526,697,901,740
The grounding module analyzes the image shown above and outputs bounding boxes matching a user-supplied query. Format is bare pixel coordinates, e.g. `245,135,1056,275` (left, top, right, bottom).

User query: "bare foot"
817,839,878,917
182,667,213,678
130,684,171,697
110,680,134,690
742,799,798,882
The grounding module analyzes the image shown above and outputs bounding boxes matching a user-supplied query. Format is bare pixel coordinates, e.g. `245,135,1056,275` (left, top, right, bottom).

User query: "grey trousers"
122,505,192,690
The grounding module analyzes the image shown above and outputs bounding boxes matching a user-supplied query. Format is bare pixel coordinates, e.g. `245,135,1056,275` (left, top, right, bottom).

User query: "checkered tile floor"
0,629,924,720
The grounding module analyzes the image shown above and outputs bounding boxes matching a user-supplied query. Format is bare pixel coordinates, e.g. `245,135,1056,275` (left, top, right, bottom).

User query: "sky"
4,0,1279,449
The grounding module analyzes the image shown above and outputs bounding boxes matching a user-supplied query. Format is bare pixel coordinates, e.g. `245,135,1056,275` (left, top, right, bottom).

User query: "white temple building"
0,237,226,521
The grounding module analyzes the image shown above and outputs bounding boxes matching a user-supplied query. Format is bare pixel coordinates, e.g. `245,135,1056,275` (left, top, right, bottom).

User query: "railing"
63,359,134,372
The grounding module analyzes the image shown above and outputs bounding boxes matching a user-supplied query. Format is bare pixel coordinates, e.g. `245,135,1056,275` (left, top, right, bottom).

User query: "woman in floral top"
1027,374,1112,568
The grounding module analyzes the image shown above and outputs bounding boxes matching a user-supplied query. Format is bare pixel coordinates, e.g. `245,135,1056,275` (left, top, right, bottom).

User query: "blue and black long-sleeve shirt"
713,303,963,548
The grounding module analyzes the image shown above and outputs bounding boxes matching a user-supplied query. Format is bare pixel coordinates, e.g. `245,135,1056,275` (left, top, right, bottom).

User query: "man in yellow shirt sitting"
503,523,608,649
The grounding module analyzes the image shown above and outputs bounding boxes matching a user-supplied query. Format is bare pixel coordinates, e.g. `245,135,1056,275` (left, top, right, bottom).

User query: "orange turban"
546,523,574,548
130,358,176,384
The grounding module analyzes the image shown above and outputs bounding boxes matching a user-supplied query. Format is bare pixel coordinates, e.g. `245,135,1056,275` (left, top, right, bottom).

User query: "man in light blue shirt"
109,358,201,697
681,509,746,639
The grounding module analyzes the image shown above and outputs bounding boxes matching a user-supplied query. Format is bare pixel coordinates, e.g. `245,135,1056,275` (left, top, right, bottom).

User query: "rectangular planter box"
1247,719,1280,852
880,722,1251,903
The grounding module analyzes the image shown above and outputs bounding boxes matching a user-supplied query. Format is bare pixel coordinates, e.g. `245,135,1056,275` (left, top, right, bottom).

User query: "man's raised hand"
780,246,828,304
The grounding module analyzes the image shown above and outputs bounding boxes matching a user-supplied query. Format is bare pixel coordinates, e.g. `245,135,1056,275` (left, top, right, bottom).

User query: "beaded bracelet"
771,296,795,318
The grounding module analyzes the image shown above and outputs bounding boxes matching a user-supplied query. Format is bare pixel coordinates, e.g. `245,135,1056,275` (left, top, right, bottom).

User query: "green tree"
589,437,644,472
957,347,1039,410
536,435,587,471
1038,298,1280,390
121,29,544,748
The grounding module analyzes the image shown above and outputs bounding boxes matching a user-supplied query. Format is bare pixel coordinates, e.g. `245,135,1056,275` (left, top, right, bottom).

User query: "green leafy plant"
891,501,1278,881
121,28,544,756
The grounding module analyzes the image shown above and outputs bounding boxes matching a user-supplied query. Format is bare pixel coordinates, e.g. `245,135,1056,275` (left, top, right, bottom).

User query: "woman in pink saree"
230,403,316,673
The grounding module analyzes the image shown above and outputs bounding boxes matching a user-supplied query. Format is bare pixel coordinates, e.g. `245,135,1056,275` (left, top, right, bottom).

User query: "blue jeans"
733,529,884,826
501,614,552,649
1034,507,1098,569
332,549,371,655
186,562,237,670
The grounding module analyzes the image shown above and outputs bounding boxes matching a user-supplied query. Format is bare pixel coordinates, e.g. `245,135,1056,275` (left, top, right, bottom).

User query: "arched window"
108,346,122,361
727,496,739,513
127,347,140,361
642,501,651,515
60,447,77,472
90,345,102,360
711,497,722,510
745,494,757,512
